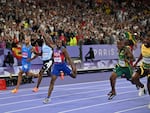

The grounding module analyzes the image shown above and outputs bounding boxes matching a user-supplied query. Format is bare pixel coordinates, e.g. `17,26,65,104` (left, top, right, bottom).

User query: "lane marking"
1,78,143,95
0,79,135,100
114,105,148,113
0,85,136,106
58,96,148,113
5,93,148,113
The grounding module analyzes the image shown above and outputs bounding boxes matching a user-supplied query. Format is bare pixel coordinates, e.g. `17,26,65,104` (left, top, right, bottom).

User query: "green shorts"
113,64,133,79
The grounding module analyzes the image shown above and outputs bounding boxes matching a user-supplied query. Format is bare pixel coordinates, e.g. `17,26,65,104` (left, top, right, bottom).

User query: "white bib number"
42,53,50,59
54,57,62,63
118,60,126,67
22,52,28,58
23,64,28,69
143,57,150,64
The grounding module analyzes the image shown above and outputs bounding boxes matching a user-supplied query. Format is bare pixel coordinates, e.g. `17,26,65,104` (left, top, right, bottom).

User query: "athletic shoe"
11,88,18,93
108,93,116,100
107,91,116,100
60,71,64,80
138,87,146,96
43,98,51,104
107,91,112,96
32,87,39,92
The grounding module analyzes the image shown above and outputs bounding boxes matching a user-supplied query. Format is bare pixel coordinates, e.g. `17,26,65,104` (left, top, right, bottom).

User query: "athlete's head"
116,38,125,50
144,32,150,47
25,36,31,45
56,39,62,48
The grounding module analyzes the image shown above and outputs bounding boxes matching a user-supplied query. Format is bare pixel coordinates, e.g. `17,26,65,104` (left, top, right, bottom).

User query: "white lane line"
0,85,136,106
5,92,148,113
0,84,103,100
0,91,47,100
114,105,148,113
0,82,135,100
4,95,106,113
0,80,105,95
0,75,147,93
1,80,147,112
0,78,133,100
0,89,104,106
0,84,105,100
58,96,148,113
0,78,138,95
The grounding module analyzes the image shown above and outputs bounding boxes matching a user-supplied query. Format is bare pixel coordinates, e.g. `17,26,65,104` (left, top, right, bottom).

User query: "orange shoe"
11,88,18,94
32,87,39,92
60,71,64,80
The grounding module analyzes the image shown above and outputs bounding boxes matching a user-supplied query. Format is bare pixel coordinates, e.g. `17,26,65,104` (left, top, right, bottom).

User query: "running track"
0,72,150,113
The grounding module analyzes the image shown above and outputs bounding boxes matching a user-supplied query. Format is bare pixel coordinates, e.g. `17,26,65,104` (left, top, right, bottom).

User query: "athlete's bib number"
42,53,50,60
118,60,126,67
23,64,28,69
54,57,62,63
22,52,28,58
143,57,150,64
43,53,48,56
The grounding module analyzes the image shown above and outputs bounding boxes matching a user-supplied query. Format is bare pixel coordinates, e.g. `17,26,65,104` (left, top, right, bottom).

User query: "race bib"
42,53,49,59
118,60,126,67
43,53,49,56
23,64,28,69
22,52,28,58
54,57,62,63
143,57,150,64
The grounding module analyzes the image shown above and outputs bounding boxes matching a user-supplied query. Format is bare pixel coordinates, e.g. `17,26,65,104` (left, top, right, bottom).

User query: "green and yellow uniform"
138,44,150,77
114,47,133,80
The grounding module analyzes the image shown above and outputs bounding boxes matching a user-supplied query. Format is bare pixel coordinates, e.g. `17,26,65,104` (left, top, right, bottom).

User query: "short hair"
25,35,31,40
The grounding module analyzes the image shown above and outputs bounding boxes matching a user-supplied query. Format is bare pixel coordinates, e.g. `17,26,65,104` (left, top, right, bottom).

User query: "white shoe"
138,87,146,96
43,98,51,104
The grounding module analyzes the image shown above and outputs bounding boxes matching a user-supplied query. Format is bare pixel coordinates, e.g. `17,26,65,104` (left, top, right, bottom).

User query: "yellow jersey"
141,44,150,69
